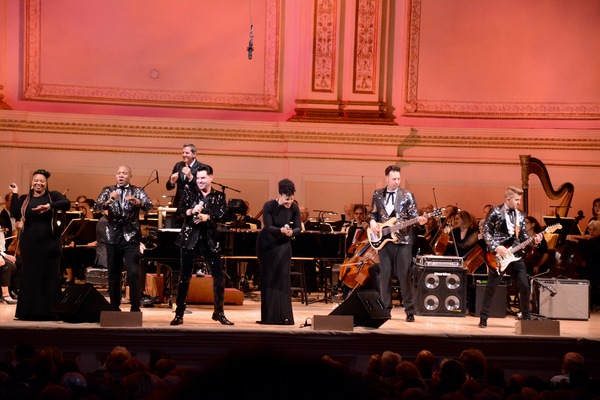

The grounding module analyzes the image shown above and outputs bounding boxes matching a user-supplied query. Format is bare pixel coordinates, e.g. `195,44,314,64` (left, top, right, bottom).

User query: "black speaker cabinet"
534,278,589,320
468,283,507,318
415,267,467,317
52,283,113,323
330,290,391,328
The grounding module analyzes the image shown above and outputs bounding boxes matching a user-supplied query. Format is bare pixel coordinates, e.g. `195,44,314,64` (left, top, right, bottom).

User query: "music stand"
417,235,436,255
62,219,98,245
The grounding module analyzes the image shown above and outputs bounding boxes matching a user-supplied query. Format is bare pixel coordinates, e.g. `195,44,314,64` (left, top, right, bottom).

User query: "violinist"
566,220,600,310
345,204,368,257
584,198,600,233
524,216,549,276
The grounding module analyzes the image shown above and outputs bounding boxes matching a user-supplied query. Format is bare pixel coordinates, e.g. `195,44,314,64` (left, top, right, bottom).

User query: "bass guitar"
368,208,443,251
485,223,562,273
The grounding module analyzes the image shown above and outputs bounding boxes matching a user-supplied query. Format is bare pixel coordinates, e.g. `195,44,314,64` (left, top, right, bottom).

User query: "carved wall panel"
22,0,281,111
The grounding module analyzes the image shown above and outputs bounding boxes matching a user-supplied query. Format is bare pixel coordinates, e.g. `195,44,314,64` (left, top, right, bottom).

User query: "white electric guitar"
485,223,562,273
368,209,443,251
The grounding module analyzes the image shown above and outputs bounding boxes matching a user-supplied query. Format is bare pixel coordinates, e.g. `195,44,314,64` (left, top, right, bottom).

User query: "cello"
337,239,378,290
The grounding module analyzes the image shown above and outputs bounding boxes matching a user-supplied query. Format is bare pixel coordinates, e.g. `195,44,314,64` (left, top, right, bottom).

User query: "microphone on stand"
155,170,160,184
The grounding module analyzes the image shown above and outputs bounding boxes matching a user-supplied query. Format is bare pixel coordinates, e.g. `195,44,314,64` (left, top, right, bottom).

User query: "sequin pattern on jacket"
93,185,153,244
369,187,419,245
482,205,530,252
175,185,226,253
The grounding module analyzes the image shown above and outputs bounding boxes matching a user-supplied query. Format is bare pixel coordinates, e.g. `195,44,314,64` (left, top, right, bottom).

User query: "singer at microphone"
166,144,201,227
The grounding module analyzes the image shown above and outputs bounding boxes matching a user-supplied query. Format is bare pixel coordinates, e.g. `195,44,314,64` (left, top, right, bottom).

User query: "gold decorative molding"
2,111,599,152
22,0,281,111
404,0,600,119
353,0,378,94
312,0,337,93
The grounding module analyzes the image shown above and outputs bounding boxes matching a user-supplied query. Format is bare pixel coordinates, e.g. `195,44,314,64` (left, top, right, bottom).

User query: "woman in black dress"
256,179,301,325
9,169,71,320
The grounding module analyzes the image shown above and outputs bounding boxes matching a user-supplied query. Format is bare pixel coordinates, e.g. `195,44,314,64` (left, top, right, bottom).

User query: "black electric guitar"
368,208,443,251
485,223,562,273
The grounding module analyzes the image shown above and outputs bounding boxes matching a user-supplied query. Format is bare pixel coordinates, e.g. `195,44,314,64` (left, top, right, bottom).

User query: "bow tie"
385,191,396,205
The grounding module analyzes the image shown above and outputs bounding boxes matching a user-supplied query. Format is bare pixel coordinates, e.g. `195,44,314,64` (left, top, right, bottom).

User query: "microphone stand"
141,170,159,190
212,182,241,197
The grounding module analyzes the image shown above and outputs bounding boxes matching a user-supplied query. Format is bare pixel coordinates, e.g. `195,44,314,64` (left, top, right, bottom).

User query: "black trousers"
372,242,415,314
175,246,225,317
481,258,530,318
107,239,142,311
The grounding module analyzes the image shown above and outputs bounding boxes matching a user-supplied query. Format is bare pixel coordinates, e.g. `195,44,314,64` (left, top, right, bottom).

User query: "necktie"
385,191,395,205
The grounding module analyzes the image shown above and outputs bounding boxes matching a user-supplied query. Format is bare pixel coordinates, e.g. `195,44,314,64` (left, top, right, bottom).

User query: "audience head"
459,348,487,381
380,350,402,378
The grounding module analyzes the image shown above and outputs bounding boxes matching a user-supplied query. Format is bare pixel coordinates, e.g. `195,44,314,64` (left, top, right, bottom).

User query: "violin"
6,229,20,256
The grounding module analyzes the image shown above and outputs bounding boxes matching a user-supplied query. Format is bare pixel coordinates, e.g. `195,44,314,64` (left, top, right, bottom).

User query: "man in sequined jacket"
478,186,542,328
170,164,234,326
369,165,426,322
94,165,153,312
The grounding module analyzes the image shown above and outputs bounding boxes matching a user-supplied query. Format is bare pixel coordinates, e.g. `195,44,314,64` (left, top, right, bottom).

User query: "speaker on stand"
415,266,467,317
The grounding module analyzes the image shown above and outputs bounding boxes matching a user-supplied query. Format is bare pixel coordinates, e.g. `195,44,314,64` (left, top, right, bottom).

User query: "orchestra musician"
566,220,600,310
166,143,203,226
345,204,368,257
9,169,71,320
170,164,233,326
368,165,426,322
478,186,543,328
93,165,153,313
445,210,479,257
524,216,549,276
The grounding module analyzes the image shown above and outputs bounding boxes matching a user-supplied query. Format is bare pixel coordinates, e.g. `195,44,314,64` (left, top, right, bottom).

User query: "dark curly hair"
278,179,296,196
32,169,51,179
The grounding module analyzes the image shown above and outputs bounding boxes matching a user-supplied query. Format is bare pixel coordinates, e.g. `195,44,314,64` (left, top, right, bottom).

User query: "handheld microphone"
193,200,205,221
107,197,116,205
284,224,290,230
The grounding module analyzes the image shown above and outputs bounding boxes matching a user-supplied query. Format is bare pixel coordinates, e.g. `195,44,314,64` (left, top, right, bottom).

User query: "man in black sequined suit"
165,143,203,226
170,164,233,326
368,165,426,322
479,186,542,328
94,165,153,312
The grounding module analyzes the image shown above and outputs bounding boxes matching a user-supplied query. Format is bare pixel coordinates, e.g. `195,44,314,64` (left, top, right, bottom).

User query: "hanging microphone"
247,25,254,60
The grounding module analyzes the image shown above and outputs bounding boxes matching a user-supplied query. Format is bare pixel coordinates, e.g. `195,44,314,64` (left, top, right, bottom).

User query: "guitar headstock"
545,223,562,234
428,208,444,218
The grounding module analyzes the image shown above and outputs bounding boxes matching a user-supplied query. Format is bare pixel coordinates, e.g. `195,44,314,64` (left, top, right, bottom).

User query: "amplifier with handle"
533,278,589,320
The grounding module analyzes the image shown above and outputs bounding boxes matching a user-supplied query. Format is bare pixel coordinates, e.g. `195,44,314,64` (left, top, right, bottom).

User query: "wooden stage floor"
1,291,599,381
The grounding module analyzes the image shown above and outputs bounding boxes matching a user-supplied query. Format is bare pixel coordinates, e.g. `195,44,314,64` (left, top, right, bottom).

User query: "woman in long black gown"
9,169,71,320
255,179,301,325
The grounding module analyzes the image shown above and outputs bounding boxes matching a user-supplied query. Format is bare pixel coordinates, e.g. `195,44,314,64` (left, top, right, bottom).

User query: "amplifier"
416,255,463,268
533,279,589,320
468,274,512,287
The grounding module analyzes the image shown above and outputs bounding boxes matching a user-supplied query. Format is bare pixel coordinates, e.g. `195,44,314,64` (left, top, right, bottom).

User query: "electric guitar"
368,208,443,251
485,223,562,273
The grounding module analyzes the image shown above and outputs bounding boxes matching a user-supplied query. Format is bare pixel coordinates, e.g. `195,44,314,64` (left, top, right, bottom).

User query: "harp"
519,155,574,218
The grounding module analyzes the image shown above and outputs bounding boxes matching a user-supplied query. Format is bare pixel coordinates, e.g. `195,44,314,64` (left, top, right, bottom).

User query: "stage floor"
1,291,599,381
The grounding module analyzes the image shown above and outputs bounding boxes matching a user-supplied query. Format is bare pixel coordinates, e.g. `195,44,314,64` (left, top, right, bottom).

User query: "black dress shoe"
170,316,183,326
406,313,415,322
212,312,234,326
478,317,487,328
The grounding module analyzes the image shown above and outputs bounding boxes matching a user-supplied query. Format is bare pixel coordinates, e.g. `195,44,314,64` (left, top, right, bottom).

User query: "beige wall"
1,0,599,231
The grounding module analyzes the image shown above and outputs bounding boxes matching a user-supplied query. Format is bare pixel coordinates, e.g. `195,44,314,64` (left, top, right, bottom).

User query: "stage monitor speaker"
330,290,390,328
52,283,113,323
415,267,467,317
534,279,589,320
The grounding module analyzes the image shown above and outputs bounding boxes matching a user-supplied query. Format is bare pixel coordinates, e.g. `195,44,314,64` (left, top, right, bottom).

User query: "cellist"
345,204,369,257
